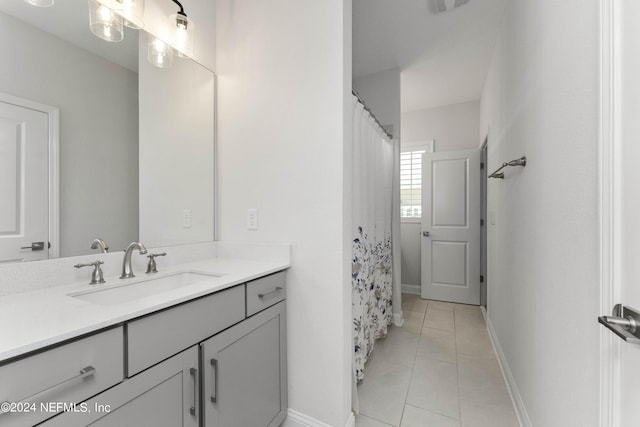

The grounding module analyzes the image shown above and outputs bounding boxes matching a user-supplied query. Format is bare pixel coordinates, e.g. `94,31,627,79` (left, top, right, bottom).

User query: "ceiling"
353,0,507,112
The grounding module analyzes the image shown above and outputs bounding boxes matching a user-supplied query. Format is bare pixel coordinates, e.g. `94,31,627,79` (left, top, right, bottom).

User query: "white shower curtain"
351,95,394,382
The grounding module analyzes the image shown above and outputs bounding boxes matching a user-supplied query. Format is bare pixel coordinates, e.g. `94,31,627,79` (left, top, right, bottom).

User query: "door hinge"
481,162,485,170
480,275,484,283
480,219,484,226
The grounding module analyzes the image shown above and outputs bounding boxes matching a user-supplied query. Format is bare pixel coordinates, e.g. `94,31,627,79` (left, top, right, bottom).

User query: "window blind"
400,148,425,219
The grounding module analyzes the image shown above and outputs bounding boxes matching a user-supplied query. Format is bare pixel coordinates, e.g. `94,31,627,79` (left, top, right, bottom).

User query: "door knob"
599,304,640,343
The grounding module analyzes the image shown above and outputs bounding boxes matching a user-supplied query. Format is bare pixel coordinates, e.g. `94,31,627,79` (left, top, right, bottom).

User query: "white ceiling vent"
428,0,471,14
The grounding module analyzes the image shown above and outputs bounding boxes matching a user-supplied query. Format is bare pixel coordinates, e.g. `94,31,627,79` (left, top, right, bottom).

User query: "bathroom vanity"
0,243,289,427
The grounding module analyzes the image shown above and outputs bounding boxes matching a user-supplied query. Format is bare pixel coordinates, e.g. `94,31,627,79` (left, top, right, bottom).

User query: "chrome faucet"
120,241,148,279
90,238,109,253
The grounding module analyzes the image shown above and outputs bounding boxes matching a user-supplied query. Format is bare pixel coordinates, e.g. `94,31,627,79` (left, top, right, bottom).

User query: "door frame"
0,93,59,259
599,0,620,425
480,138,488,308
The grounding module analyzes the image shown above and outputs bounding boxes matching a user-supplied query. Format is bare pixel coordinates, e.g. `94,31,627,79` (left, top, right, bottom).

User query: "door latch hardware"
422,231,430,237
20,242,45,251
598,304,640,343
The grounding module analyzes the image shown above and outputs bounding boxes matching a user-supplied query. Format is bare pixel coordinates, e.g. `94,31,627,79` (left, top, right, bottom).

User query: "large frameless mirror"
0,0,214,263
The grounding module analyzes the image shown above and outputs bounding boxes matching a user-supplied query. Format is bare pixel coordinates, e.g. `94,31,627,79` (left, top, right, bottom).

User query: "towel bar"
489,156,526,179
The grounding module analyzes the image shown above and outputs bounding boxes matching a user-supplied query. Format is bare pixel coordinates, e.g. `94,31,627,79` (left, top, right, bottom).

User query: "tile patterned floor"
356,294,519,427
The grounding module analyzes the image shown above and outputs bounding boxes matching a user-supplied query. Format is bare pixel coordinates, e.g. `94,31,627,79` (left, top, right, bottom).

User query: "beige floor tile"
400,404,460,427
458,385,519,427
424,307,455,332
454,306,485,330
402,294,429,314
355,414,394,427
406,358,459,420
417,328,457,364
457,354,506,389
403,310,426,335
358,359,412,426
369,327,419,368
359,297,517,427
427,300,456,311
455,327,495,359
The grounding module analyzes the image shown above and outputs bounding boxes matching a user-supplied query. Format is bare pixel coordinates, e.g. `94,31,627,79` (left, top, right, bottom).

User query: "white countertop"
0,255,289,363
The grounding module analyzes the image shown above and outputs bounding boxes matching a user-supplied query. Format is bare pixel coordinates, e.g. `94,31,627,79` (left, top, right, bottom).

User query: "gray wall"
0,12,138,257
479,0,600,424
400,101,480,289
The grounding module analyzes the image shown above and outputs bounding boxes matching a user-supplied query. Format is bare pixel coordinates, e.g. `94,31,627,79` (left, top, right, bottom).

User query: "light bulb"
170,13,194,58
99,4,112,21
111,0,145,29
89,0,124,42
147,36,173,68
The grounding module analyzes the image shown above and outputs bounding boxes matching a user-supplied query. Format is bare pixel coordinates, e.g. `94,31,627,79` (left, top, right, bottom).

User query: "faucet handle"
74,260,106,285
146,253,167,274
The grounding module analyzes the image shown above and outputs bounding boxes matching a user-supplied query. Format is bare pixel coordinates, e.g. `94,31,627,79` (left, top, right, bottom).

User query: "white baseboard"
393,310,404,327
284,409,354,427
485,315,531,427
344,413,355,427
401,283,420,295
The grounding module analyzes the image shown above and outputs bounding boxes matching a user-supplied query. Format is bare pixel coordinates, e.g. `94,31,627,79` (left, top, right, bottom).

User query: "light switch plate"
247,209,258,230
182,209,192,228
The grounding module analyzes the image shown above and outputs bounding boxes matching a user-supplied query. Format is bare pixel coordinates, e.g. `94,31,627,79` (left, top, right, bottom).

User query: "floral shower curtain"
351,95,394,382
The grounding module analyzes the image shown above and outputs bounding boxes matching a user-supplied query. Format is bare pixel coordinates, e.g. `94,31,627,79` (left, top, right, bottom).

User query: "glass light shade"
24,0,54,7
89,0,124,42
147,36,174,68
110,0,145,29
170,13,194,58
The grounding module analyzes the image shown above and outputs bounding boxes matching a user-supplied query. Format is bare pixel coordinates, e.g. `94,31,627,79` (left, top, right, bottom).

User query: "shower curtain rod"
352,89,393,140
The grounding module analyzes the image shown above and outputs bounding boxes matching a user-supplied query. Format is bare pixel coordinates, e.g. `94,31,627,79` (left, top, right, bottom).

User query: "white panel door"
421,149,480,305
0,101,49,262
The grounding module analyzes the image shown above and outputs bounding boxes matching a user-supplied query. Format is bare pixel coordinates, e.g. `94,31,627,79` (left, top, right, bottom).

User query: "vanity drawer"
127,285,245,376
246,271,287,316
0,326,124,427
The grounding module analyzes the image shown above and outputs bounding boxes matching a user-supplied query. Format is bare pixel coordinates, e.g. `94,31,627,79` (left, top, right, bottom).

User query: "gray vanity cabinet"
201,301,287,427
17,270,287,427
42,345,200,427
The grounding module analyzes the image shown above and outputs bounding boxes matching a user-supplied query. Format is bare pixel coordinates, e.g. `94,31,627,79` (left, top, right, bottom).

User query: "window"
400,147,426,220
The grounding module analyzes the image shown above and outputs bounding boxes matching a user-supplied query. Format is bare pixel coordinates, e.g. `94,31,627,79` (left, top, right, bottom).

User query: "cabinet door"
202,302,287,427
42,346,199,427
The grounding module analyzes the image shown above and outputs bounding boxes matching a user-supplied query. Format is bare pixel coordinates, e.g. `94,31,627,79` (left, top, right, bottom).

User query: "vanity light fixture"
88,0,124,42
169,0,194,58
146,0,194,68
147,35,174,68
109,0,145,30
23,0,55,7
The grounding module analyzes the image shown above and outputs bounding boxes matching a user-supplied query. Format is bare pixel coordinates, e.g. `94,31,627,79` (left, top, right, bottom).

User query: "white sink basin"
69,272,223,306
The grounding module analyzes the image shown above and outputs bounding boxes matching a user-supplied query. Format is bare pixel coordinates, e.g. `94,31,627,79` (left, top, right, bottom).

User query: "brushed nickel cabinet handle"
210,358,218,403
1,366,95,414
258,287,283,299
189,368,197,416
